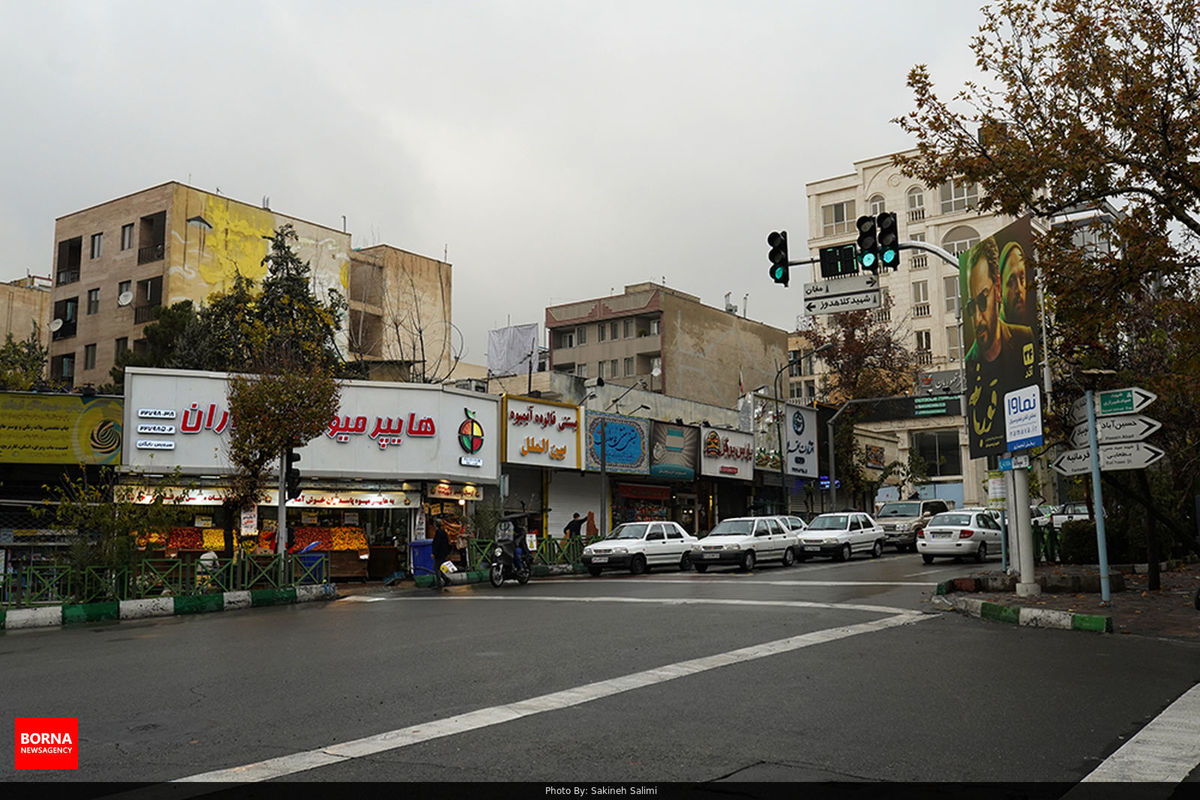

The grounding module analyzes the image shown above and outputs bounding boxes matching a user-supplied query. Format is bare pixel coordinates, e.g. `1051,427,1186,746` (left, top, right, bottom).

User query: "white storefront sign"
783,405,818,479
122,367,499,484
502,395,582,470
699,427,754,481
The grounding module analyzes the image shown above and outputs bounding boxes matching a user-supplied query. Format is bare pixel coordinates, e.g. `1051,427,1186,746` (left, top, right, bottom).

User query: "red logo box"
14,717,78,770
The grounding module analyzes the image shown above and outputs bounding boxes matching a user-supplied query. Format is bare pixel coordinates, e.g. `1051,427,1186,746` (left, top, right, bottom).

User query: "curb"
0,583,338,632
932,592,1113,634
412,563,586,588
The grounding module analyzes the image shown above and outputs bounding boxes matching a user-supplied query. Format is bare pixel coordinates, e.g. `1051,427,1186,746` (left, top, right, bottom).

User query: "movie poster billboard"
960,217,1042,458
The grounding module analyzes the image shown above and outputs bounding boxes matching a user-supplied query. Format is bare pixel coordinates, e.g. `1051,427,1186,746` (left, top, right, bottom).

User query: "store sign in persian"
0,393,122,464
122,368,499,484
584,411,649,475
502,395,581,469
699,427,754,481
648,422,697,480
783,404,818,479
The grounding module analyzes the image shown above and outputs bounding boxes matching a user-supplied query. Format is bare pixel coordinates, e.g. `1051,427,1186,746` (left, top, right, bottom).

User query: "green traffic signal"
767,231,789,287
876,212,899,269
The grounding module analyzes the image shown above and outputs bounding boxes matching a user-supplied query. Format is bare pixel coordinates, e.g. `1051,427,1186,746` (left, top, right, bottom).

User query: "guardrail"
463,535,602,571
0,554,329,609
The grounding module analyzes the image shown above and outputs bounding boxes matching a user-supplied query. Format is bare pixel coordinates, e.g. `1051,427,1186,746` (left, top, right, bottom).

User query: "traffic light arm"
900,240,959,269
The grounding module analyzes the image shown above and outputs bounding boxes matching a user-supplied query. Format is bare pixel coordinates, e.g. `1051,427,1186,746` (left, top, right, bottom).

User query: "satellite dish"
49,319,63,332
651,365,662,377
118,291,133,307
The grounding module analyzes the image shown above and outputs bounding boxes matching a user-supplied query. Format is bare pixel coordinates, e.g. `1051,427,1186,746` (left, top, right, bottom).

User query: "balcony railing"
51,322,77,341
138,243,164,265
869,308,891,324
913,303,931,318
56,270,79,286
908,208,925,222
910,255,928,270
134,304,161,324
916,350,933,365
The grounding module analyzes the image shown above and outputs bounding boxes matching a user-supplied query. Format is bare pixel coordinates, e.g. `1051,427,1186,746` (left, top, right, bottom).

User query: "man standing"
431,516,451,592
563,512,585,539
964,236,1038,454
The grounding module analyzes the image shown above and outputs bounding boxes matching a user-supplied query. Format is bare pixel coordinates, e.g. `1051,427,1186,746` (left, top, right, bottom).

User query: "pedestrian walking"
431,516,451,591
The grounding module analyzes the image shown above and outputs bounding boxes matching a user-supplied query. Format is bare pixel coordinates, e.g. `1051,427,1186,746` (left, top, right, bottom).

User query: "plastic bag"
439,560,458,575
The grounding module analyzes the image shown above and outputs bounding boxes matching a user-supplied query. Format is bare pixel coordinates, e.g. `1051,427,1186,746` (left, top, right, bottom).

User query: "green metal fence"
0,553,330,609
463,535,598,571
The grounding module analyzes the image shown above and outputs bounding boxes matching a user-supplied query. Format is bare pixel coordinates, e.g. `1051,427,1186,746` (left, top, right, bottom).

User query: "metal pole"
1085,389,1112,602
600,417,608,538
828,417,837,511
1013,459,1039,596
775,367,787,514
276,448,287,556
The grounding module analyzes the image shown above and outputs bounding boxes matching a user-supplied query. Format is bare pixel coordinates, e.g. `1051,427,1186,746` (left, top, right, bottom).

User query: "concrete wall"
1,278,51,350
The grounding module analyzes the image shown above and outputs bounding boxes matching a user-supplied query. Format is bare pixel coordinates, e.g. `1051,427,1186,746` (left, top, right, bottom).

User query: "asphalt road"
3,551,1199,790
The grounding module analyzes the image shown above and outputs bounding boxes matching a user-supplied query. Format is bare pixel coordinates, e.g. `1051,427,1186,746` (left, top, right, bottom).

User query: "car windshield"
876,503,921,517
608,523,649,540
930,513,972,527
807,515,849,531
708,520,753,536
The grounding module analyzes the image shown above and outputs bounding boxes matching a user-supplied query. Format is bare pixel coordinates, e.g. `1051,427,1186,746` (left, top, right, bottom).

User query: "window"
623,357,634,376
942,225,980,256
868,194,886,216
90,232,103,259
575,364,587,378
623,319,633,338
598,324,606,342
649,318,660,335
52,297,79,340
821,200,855,237
915,330,932,351
87,288,100,315
115,337,128,357
939,179,978,214
907,187,925,221
610,322,619,339
557,329,575,348
911,280,929,304
597,362,604,378
577,326,587,345
911,430,962,477
944,275,960,313
121,223,134,250
946,325,961,361
84,343,96,370
610,359,618,377
51,353,75,386
118,279,131,298
56,237,82,285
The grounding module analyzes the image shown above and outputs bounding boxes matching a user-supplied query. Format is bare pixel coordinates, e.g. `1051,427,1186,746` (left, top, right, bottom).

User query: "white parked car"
797,512,885,561
690,516,799,572
581,521,698,576
917,510,1004,564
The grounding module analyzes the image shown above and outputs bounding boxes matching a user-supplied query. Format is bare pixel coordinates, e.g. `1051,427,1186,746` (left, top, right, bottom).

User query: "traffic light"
876,212,899,270
284,448,302,500
767,231,789,287
855,215,879,274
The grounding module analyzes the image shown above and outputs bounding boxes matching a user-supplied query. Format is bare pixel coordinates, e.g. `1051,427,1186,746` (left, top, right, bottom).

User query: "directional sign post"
1051,442,1165,475
1071,387,1157,424
802,274,881,317
1069,414,1162,449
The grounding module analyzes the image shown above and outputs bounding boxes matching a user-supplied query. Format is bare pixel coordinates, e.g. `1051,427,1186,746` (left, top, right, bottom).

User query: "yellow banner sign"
0,393,123,464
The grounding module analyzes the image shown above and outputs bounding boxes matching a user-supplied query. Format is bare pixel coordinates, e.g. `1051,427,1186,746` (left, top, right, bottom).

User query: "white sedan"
582,521,698,576
797,512,885,561
917,510,1004,564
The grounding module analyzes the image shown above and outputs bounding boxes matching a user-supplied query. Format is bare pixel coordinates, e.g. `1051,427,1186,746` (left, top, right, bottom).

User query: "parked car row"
580,513,890,576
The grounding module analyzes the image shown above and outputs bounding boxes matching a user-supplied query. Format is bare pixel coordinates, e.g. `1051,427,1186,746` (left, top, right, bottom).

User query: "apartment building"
545,282,789,409
47,184,453,389
2,274,52,345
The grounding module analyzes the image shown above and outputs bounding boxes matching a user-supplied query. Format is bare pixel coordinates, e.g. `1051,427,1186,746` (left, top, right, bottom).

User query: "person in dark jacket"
431,516,451,591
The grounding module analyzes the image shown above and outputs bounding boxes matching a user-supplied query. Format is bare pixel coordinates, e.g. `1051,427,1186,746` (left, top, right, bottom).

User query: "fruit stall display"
288,526,370,579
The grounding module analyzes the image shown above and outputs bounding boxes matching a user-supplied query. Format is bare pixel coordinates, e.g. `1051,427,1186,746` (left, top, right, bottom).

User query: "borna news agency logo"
14,717,78,770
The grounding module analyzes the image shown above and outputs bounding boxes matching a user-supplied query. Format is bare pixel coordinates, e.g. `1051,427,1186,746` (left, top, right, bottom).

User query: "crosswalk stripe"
1077,682,1200,784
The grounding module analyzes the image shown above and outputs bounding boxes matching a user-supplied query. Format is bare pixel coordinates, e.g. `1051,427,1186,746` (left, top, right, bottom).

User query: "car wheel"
871,540,883,559
741,550,756,571
489,564,504,587
630,554,647,576
587,566,603,577
837,544,851,562
694,564,709,573
781,547,795,567
679,552,692,571
922,554,935,565
975,542,989,563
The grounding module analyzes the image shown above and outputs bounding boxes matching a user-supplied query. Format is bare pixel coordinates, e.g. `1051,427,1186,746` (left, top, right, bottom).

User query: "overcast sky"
0,1,987,365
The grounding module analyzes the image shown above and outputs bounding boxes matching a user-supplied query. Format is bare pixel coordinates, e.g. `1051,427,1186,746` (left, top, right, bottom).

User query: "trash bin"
410,538,434,578
296,552,325,584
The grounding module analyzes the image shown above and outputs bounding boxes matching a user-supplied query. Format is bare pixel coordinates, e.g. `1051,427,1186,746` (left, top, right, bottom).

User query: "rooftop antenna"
743,293,749,318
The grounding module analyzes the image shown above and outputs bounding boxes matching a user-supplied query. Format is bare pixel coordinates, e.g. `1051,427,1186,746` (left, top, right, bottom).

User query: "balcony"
56,270,79,286
51,321,77,341
916,349,933,365
869,308,891,324
910,255,928,270
138,243,164,265
913,303,931,318
134,304,161,324
908,208,925,222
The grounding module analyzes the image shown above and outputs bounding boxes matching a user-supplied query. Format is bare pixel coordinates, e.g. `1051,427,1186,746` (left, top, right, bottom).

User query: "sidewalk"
932,559,1200,640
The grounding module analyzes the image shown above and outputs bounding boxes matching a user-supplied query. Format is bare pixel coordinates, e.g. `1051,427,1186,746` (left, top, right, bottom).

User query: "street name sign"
802,274,878,298
1071,387,1157,424
804,289,881,316
1069,414,1162,449
1051,442,1165,476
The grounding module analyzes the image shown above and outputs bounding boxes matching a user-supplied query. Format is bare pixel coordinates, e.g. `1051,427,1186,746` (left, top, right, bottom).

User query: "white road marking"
174,611,932,783
538,577,935,587
402,593,926,615
1077,682,1200,784
340,596,388,602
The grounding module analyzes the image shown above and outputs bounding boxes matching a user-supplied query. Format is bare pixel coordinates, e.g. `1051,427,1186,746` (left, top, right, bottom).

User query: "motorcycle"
490,514,532,587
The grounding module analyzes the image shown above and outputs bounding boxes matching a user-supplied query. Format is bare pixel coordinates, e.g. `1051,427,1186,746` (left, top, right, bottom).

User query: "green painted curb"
174,594,224,615
251,588,297,607
62,601,119,625
980,601,1020,625
935,581,951,596
1072,614,1113,633
0,609,5,629
414,575,434,588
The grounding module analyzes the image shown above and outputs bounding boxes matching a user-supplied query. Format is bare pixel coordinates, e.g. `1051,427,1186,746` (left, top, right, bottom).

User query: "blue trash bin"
297,552,325,584
410,538,434,579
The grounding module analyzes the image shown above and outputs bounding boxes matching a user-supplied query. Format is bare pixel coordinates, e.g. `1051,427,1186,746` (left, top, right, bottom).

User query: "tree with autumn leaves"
897,0,1200,559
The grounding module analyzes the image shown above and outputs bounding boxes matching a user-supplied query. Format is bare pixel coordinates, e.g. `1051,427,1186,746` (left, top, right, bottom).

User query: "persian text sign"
699,427,754,481
1004,384,1043,452
783,405,818,478
0,394,122,465
584,412,650,474
502,395,581,469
